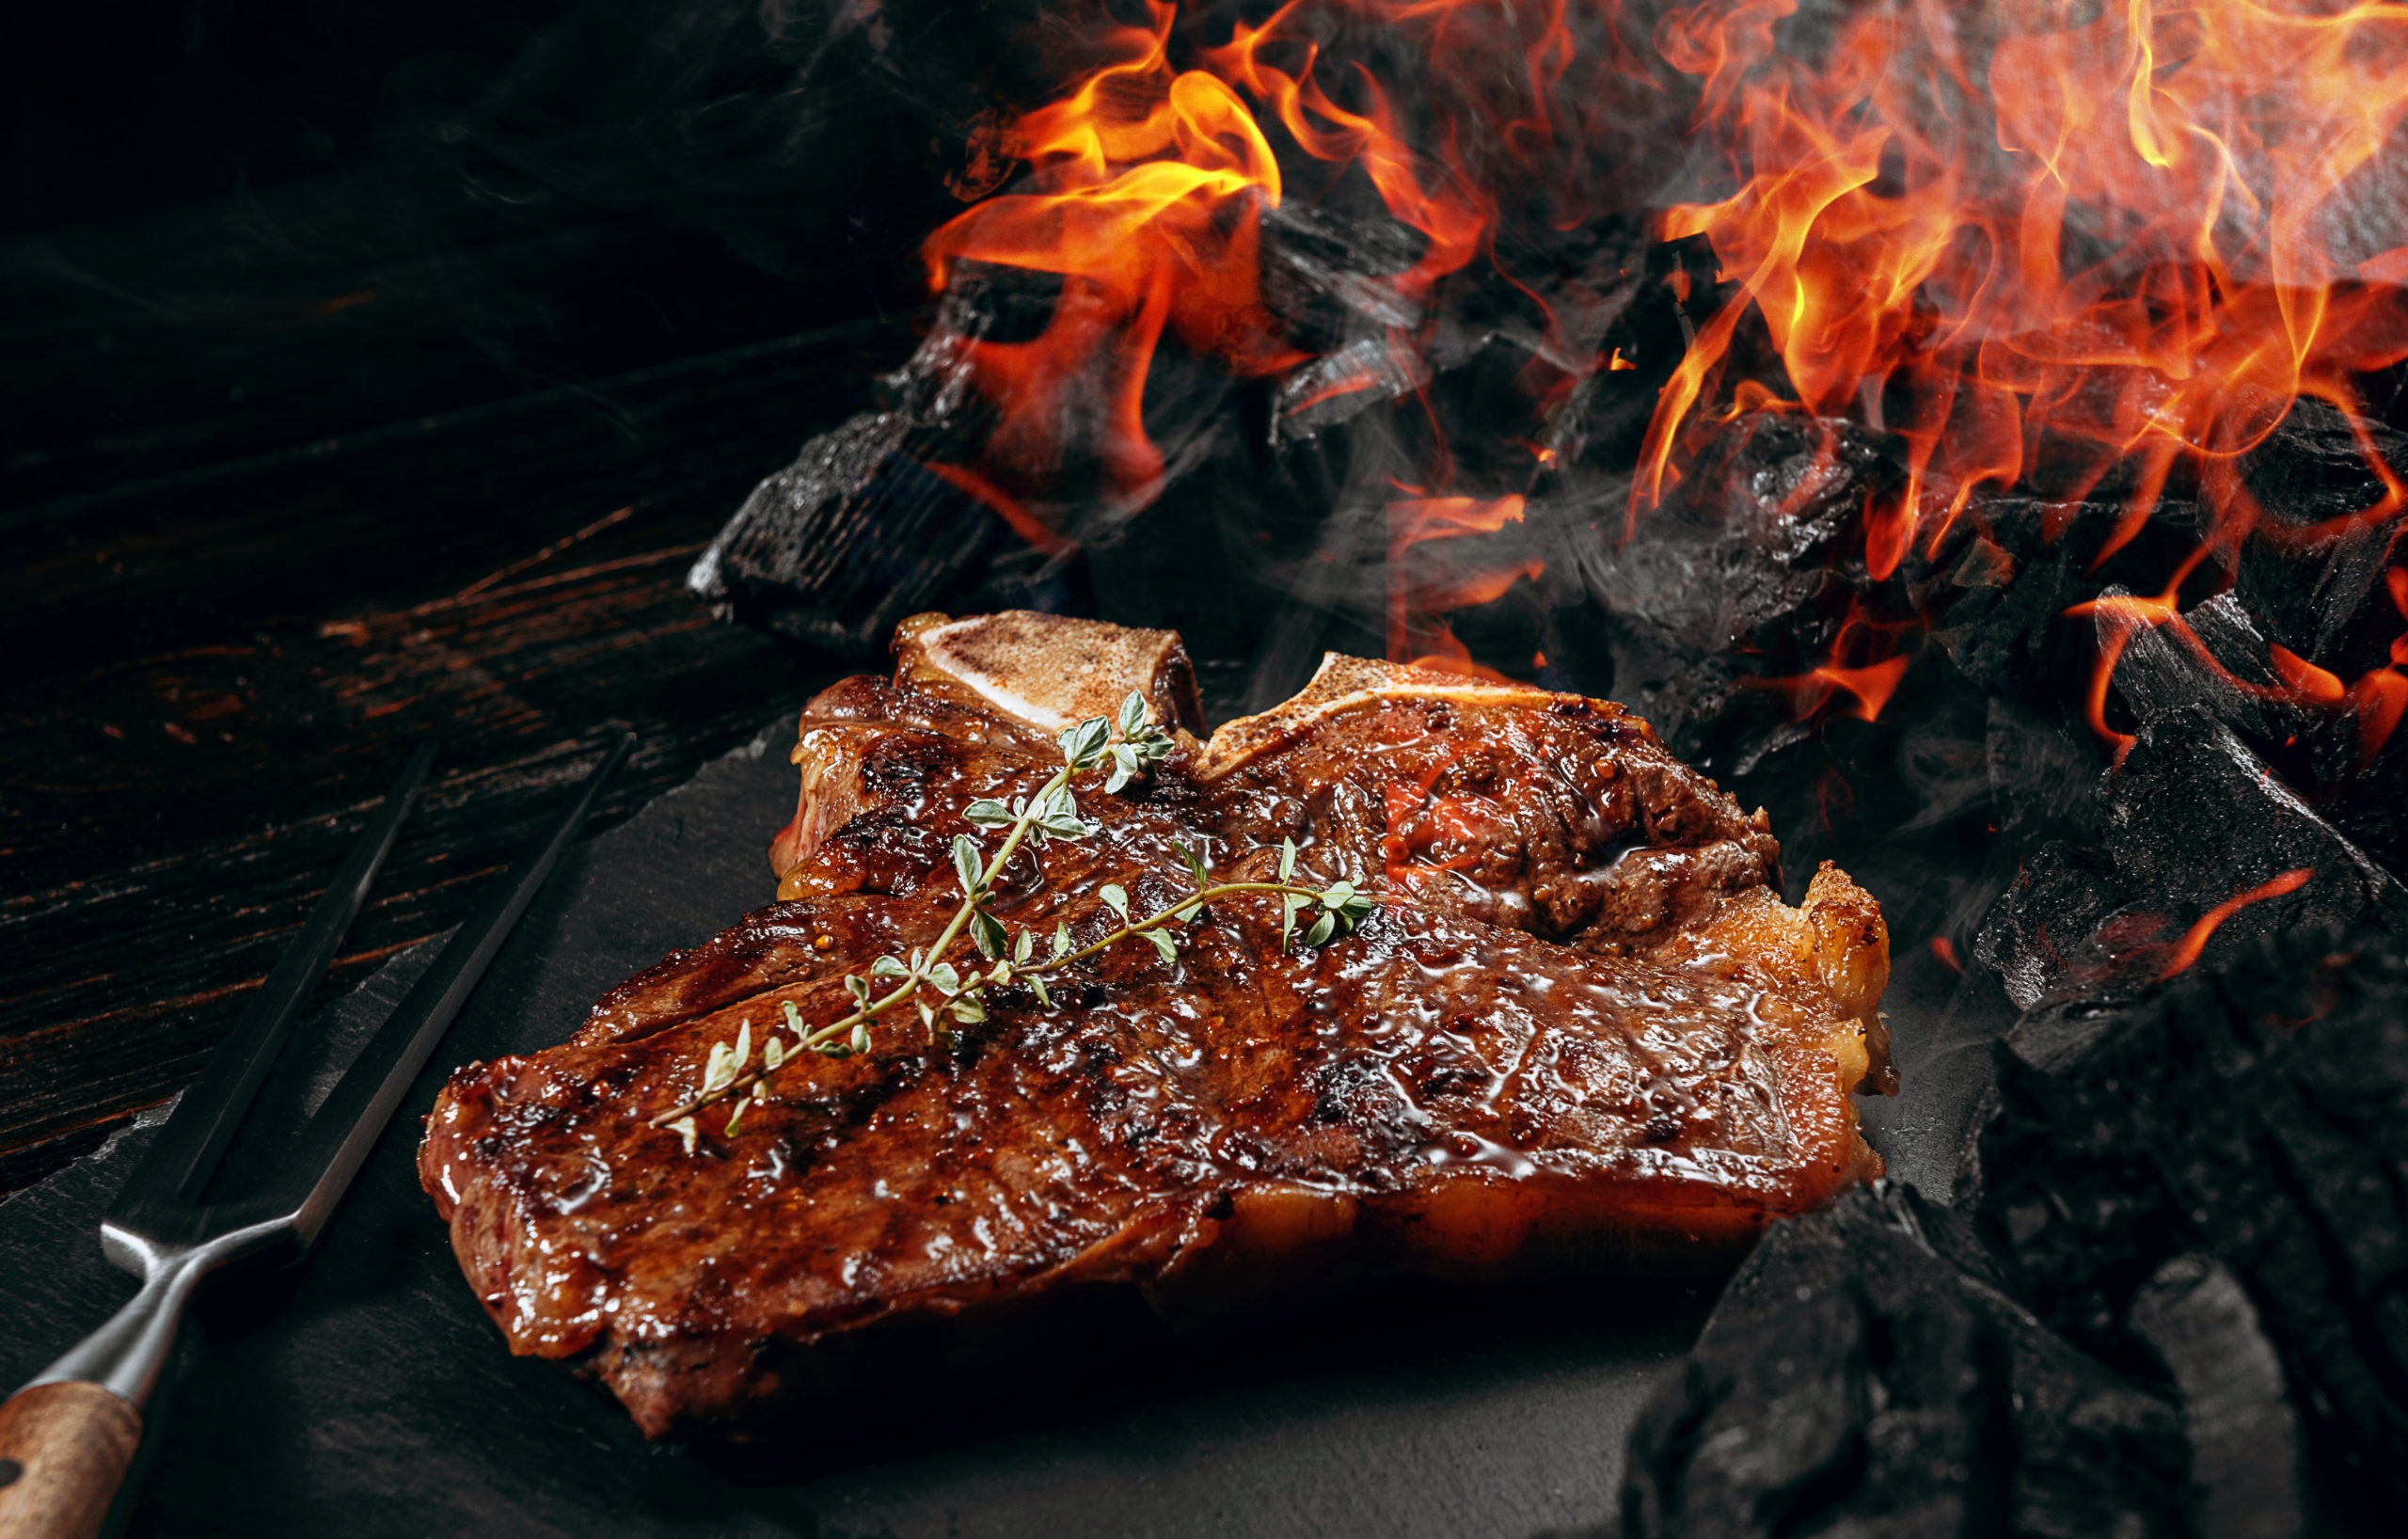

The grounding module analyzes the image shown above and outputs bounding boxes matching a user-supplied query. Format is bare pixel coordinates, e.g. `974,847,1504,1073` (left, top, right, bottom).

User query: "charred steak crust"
421,612,1893,1440
1197,674,1782,959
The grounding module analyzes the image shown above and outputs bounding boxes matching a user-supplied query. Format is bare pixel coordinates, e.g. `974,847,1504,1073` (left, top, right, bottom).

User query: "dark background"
0,0,1047,1193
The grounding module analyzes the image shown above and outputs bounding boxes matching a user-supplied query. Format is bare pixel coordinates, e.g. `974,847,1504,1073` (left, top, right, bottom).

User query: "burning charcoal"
2232,399,2408,666
1257,201,1432,446
1972,843,2133,1011
1539,235,1734,482
1973,705,2408,1009
1271,336,1433,444
2126,1255,2305,1539
2090,567,2408,882
1975,923,2408,1534
2106,589,2315,748
1576,411,1906,769
2226,403,2408,881
1619,1184,2187,1539
2109,707,2406,926
1917,494,2207,706
1596,234,1730,392
1257,199,1424,353
687,264,1057,653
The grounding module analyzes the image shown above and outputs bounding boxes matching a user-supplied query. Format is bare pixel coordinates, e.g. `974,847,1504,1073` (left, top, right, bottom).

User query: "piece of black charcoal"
2224,400,2408,881
686,264,1051,653
1257,198,1425,356
2126,1254,2305,1539
1973,705,2408,1009
1975,922,2408,1535
1617,1183,2188,1539
2107,589,2314,749
1271,335,1433,444
1915,493,2209,707
1568,406,2179,775
2233,400,2408,667
1972,843,2135,1012
1255,199,1436,446
2091,573,2408,886
1576,412,1904,770
2108,707,2407,928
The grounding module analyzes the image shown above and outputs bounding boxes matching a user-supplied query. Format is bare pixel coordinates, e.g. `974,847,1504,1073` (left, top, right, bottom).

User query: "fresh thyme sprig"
651,693,1377,1150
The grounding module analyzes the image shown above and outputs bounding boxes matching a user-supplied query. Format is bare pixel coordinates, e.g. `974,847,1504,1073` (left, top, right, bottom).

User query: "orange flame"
1386,494,1538,659
1204,5,1492,295
1640,0,2408,588
2268,643,2348,704
1746,598,1916,722
2156,865,2315,978
2355,666,2408,760
923,2,1303,513
2354,563,2408,760
922,0,1523,529
924,1,2408,713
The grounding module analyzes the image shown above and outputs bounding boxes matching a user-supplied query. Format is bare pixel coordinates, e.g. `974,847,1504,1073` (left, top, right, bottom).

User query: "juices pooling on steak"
420,611,1893,1440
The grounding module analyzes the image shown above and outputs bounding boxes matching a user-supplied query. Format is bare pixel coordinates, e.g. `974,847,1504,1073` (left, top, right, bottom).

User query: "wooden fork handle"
0,1382,141,1539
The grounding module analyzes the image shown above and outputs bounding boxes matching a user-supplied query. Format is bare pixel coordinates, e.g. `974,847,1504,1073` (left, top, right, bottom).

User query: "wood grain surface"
0,1380,142,1539
0,258,897,1195
0,0,1085,1200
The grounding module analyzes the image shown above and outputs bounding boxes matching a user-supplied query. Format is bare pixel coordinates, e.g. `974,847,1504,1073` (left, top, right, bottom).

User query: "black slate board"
0,715,1987,1539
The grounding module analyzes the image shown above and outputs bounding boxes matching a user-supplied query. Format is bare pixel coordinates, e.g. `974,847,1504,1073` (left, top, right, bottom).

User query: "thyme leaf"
648,699,1376,1140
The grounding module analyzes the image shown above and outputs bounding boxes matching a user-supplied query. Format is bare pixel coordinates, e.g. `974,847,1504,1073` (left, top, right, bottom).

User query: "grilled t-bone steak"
421,611,1894,1440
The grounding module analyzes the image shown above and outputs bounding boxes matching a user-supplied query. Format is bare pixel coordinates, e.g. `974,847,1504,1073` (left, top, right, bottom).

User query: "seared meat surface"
1196,653,1787,958
422,611,1893,1439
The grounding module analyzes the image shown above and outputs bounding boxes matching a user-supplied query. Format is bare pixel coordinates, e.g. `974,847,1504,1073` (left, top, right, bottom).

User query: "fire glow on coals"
910,0,2408,752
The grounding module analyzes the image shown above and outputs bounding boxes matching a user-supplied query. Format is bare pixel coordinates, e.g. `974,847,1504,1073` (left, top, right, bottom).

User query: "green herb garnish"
650,693,1376,1139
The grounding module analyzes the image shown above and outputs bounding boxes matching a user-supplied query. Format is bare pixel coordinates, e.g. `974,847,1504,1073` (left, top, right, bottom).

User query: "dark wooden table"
0,198,950,1198
0,0,1083,1198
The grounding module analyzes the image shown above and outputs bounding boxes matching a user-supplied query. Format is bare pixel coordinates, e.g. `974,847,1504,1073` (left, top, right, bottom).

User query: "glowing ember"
2155,865,2316,978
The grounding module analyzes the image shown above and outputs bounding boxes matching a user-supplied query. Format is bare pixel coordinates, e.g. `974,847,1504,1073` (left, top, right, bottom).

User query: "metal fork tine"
107,740,437,1225
7,729,631,1535
268,729,634,1249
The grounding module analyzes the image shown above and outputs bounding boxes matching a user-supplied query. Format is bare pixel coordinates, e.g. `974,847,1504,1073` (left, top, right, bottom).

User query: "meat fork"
0,731,633,1539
